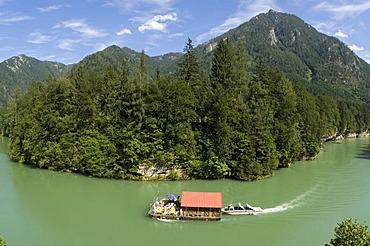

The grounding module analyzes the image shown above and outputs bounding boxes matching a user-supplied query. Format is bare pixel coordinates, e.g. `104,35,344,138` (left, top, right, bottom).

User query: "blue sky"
1,0,369,64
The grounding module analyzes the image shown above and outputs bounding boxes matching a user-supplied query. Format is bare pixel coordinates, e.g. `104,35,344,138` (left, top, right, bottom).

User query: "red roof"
180,191,223,208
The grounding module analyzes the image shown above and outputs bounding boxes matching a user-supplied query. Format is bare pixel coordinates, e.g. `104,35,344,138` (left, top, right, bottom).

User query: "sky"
0,0,370,64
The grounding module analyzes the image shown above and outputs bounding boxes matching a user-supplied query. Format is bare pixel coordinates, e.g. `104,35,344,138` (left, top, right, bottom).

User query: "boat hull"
148,211,221,221
221,209,263,215
222,203,263,215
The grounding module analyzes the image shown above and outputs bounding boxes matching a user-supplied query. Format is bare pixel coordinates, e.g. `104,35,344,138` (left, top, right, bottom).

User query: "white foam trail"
261,186,317,214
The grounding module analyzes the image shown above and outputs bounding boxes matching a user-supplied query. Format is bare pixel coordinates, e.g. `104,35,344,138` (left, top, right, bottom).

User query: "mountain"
0,55,68,104
67,45,182,78
198,9,370,103
72,10,370,103
1,10,370,104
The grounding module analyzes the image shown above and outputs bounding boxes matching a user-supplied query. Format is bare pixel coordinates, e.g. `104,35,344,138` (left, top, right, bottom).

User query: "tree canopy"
2,38,370,181
327,219,370,246
0,235,6,246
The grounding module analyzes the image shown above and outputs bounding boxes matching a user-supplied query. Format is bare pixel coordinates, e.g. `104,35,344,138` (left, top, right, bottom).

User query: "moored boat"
221,202,263,215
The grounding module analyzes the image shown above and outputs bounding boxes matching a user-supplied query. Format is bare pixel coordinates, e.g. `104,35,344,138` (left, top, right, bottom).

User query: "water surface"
1,137,370,245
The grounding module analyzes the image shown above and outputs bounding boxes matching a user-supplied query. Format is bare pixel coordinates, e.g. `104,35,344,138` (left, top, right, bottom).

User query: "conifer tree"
242,62,278,179
135,50,148,133
210,39,235,90
201,39,237,169
178,37,200,86
265,70,300,166
293,82,321,158
71,65,97,132
232,41,249,94
317,95,340,138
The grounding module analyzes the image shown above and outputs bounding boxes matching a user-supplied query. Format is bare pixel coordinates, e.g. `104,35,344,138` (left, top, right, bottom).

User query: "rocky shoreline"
324,130,369,142
137,131,369,180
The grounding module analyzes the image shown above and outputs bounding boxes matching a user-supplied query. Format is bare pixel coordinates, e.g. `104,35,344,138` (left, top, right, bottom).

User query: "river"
1,137,370,245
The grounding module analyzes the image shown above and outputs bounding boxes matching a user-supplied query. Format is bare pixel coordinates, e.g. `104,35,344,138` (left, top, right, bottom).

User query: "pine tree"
317,95,340,138
71,65,98,132
206,39,236,161
177,37,200,86
210,39,235,90
293,82,321,159
266,70,300,166
242,62,278,179
232,41,249,94
135,50,148,133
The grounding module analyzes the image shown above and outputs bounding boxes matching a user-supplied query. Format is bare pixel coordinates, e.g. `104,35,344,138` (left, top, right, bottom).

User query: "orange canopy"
180,191,223,208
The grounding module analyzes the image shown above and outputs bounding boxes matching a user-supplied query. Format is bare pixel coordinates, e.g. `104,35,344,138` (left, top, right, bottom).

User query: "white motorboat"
221,202,263,215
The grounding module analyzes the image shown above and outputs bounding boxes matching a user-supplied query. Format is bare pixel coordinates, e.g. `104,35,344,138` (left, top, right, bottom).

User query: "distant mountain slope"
67,45,182,79
2,10,370,104
0,55,67,103
197,9,370,103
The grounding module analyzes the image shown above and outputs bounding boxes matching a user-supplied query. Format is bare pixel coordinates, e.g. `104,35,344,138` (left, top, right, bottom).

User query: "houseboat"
148,191,223,221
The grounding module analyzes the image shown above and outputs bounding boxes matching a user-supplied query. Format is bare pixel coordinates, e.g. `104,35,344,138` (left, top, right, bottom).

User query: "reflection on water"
0,137,370,246
356,142,370,160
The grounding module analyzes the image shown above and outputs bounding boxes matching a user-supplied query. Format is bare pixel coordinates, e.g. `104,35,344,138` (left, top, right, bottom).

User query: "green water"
1,137,370,246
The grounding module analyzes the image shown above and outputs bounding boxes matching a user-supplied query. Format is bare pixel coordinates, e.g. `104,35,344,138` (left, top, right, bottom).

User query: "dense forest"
1,38,370,181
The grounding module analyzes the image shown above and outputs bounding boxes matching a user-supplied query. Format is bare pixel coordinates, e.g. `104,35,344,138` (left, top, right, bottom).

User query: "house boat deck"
148,191,223,221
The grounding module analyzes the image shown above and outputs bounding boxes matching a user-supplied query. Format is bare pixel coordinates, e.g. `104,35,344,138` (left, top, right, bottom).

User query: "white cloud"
311,20,337,33
94,43,110,52
37,4,70,13
42,55,57,60
28,33,53,44
117,28,132,35
138,13,177,33
348,44,364,51
365,55,370,64
168,32,184,38
105,0,174,12
314,1,370,19
0,15,33,23
58,39,79,50
196,0,280,43
55,19,107,38
335,30,348,38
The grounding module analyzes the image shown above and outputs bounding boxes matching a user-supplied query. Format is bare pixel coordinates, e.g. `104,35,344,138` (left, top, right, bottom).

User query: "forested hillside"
197,10,370,103
0,55,67,104
66,10,370,105
68,45,182,80
3,39,370,181
2,11,370,106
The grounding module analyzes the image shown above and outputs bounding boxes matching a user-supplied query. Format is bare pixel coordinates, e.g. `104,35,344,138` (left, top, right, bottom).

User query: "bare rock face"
325,130,369,142
137,166,185,180
138,166,169,177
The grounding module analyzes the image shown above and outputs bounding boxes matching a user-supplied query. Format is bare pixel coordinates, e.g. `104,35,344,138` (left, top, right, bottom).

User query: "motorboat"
221,202,263,215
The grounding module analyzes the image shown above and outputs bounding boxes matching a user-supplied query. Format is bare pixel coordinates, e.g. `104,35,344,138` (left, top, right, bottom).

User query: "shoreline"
2,132,369,181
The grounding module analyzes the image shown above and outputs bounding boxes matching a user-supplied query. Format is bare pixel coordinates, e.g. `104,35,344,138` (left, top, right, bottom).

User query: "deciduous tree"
327,219,370,246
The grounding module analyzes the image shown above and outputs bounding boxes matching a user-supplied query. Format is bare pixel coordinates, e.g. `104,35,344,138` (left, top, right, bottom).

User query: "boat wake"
261,186,317,214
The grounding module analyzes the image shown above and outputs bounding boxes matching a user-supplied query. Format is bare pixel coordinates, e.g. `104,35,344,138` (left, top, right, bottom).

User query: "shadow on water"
355,144,370,160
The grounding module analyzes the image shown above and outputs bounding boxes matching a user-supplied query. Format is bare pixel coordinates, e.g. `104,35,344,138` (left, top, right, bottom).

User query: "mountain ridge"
1,9,370,103
198,9,370,102
0,54,68,103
